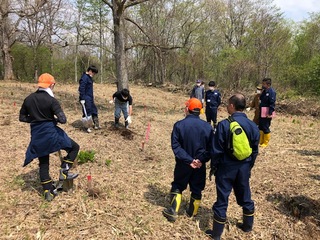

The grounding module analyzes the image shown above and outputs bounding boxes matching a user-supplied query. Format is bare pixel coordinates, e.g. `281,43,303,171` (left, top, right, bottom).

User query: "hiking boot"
59,168,79,181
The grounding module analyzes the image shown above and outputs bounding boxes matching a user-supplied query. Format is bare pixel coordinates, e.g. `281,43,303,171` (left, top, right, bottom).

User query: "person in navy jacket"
206,94,259,239
78,65,99,133
19,73,79,201
163,98,213,222
205,81,221,130
259,78,276,147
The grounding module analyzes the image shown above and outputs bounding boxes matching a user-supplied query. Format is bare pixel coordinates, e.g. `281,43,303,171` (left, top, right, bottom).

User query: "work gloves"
126,116,132,124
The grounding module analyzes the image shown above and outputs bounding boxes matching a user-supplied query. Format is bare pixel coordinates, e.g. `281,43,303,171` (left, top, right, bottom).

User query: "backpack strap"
227,115,235,123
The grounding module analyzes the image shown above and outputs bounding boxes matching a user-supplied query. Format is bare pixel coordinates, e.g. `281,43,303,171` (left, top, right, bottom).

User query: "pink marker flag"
145,123,151,142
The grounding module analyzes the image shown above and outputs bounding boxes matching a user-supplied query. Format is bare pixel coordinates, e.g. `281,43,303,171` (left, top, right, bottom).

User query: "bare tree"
0,0,48,80
19,0,63,81
102,0,150,90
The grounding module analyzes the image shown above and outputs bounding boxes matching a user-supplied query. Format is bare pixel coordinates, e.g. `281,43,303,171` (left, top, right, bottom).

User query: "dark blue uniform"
78,73,98,117
205,89,221,126
259,87,276,133
171,114,213,199
211,112,259,220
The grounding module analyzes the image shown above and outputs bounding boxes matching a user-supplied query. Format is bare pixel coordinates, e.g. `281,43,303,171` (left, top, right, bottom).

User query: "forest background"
1,0,320,98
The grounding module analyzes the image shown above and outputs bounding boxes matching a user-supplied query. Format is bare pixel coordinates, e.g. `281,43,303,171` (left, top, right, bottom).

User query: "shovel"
80,100,93,128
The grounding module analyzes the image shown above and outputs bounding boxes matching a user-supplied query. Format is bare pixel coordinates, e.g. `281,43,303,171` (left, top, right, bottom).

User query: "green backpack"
227,116,252,160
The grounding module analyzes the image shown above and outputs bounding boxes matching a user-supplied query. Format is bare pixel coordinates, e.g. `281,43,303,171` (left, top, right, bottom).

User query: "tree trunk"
2,43,14,80
113,1,128,91
1,0,15,80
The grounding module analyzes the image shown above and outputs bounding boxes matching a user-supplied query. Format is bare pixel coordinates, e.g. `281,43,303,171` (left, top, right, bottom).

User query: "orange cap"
38,73,55,88
185,98,202,112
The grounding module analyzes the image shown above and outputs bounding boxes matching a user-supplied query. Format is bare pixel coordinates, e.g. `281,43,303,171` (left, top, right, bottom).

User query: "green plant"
77,150,95,164
105,159,112,166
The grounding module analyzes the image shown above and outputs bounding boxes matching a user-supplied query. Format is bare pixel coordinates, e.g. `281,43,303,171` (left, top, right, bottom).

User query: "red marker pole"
87,175,92,191
145,122,151,142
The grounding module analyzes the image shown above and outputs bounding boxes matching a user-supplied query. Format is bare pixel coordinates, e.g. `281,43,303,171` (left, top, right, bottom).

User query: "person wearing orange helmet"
162,98,213,222
19,73,79,201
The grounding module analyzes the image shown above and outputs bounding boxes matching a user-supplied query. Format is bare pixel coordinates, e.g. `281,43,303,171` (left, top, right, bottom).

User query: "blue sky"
273,0,320,22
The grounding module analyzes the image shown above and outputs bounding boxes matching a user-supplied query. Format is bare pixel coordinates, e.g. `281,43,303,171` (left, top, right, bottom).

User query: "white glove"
127,116,132,124
246,107,251,112
80,100,85,104
109,99,114,104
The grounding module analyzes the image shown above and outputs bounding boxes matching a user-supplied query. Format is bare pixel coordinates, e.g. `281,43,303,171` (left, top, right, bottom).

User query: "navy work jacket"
171,114,213,165
78,73,94,102
205,89,221,109
260,87,276,115
211,112,259,168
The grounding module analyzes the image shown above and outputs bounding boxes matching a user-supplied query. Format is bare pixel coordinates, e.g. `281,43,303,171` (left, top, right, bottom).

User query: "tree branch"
101,0,113,10
125,17,151,42
125,42,183,51
125,0,151,9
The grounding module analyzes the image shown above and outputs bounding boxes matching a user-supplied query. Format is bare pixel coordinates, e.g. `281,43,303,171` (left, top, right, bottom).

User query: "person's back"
163,98,213,223
19,73,79,202
172,114,212,161
206,94,259,239
21,91,65,124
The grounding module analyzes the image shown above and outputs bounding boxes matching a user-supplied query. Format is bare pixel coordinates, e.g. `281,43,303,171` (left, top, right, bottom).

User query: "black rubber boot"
43,188,58,202
93,116,101,129
41,179,58,202
115,117,120,128
205,215,226,240
237,210,254,232
162,190,182,222
59,160,78,181
186,195,201,217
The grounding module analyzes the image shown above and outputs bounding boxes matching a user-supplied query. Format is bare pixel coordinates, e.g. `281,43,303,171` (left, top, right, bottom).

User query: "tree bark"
112,1,128,90
2,43,14,80
1,0,15,80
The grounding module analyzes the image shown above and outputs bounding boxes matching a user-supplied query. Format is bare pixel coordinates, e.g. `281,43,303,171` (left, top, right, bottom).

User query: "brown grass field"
0,81,319,240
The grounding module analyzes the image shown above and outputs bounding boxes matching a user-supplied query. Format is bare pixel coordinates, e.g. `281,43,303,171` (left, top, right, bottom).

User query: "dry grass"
0,81,319,240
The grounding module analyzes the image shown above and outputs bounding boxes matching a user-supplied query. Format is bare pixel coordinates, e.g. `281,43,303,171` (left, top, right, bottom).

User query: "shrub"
77,150,95,164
